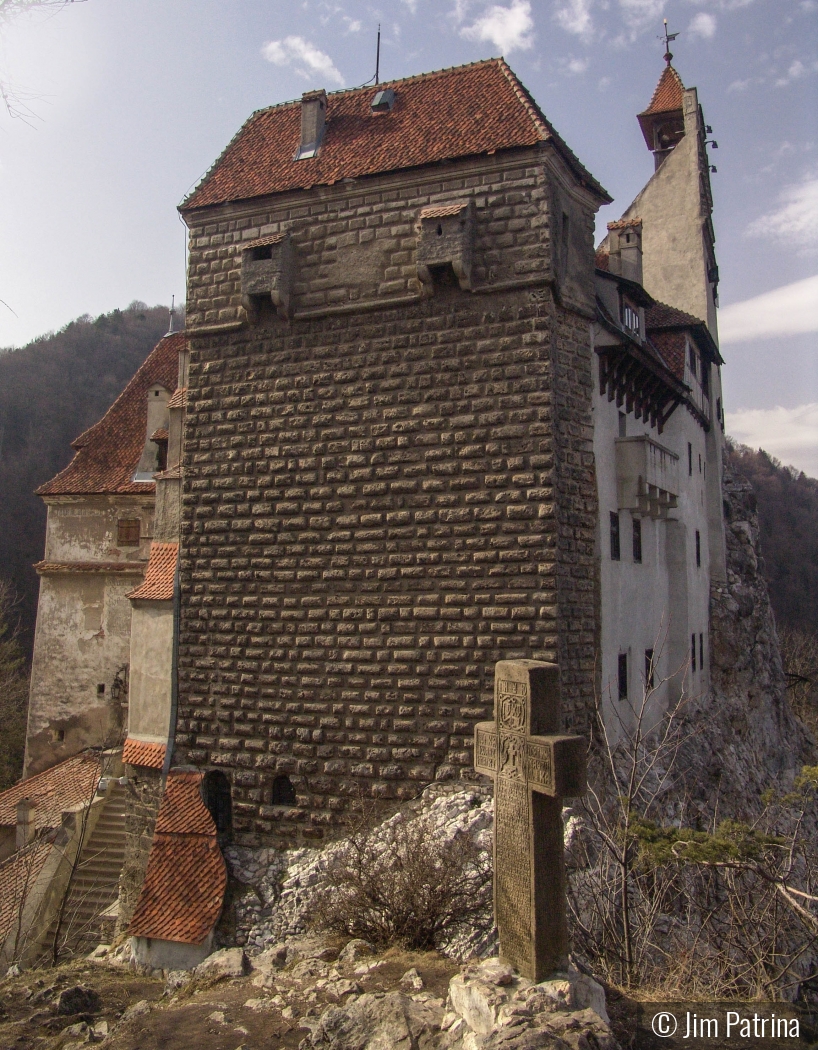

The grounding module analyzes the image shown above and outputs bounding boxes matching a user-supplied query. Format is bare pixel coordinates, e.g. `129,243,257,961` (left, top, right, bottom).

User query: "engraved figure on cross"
475,660,587,982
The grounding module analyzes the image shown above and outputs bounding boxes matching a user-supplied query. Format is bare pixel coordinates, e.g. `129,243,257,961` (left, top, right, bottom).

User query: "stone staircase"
40,784,127,962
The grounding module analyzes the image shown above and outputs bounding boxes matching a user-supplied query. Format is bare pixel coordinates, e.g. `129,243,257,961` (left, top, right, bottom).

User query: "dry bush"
780,625,818,739
308,809,492,951
0,579,29,790
567,652,818,1001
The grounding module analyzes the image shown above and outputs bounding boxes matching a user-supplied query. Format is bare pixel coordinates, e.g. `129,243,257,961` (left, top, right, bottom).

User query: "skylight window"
371,89,395,113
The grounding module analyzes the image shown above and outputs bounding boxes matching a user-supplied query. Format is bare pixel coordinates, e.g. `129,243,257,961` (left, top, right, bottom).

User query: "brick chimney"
16,798,36,849
296,90,327,160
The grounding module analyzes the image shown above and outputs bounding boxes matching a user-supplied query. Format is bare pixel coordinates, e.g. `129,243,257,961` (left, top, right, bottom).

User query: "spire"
661,18,679,66
166,295,180,336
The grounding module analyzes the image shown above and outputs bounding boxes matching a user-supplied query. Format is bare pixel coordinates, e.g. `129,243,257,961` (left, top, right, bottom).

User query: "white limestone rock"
302,990,445,1050
194,947,248,980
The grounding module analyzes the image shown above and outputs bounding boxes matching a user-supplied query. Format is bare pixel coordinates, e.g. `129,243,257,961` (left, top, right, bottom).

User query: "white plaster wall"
594,382,718,739
128,601,174,743
25,572,136,775
44,496,154,564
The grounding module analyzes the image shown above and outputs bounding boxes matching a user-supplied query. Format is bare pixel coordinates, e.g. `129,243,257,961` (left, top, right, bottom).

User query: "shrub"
308,809,492,951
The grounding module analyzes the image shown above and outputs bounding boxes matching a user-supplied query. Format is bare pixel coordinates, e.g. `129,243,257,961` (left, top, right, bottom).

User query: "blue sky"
0,0,816,471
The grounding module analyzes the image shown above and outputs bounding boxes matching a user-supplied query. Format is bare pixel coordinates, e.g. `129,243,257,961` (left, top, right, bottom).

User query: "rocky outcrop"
678,464,814,817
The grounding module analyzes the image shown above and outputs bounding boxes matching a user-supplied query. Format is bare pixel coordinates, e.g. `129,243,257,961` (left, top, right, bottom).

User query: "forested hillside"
726,442,818,634
0,303,172,656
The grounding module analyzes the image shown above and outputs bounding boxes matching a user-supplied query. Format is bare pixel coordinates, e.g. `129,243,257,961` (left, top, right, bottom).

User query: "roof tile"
122,739,166,769
37,333,183,497
126,543,178,601
640,64,685,116
182,59,608,211
0,753,101,831
128,771,226,944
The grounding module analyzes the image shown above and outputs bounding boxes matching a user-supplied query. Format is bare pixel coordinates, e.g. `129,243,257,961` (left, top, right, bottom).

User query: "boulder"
194,947,248,980
55,986,102,1016
338,939,375,965
303,990,444,1049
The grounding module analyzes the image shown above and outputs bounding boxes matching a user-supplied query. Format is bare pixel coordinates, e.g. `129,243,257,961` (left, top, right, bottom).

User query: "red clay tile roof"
0,752,101,831
607,218,642,231
640,64,685,116
646,299,723,368
182,59,609,211
122,739,166,769
36,333,183,497
128,772,226,944
420,203,470,218
594,249,609,271
649,329,686,381
0,838,53,950
150,428,169,443
34,561,146,576
646,301,704,329
126,543,178,601
167,387,187,410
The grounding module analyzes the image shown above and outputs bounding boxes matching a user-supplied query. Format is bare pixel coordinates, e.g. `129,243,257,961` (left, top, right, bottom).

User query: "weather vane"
661,18,679,64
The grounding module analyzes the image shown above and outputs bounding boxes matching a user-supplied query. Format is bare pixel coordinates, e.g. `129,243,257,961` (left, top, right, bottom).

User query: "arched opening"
203,770,232,844
271,774,296,807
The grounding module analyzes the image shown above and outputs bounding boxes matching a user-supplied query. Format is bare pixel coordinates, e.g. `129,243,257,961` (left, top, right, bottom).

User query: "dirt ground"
0,948,460,1050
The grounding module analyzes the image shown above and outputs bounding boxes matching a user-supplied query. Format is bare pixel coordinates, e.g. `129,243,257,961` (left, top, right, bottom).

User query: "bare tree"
0,579,28,791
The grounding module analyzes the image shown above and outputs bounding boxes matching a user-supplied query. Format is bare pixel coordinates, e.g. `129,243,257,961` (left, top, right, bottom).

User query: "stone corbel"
241,233,293,322
416,200,474,293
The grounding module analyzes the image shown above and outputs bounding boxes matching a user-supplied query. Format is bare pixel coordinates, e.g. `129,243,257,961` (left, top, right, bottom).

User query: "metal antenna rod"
375,24,380,85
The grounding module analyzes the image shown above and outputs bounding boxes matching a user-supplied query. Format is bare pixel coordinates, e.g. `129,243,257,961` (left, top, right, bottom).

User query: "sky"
0,0,816,473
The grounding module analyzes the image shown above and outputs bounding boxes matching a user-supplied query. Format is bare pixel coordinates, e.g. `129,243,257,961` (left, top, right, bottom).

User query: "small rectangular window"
699,453,702,474
632,517,642,563
645,649,654,689
688,343,697,378
618,653,628,700
700,633,704,671
618,412,626,438
610,512,621,561
622,301,640,335
691,633,697,673
118,518,141,546
696,530,701,568
688,443,693,477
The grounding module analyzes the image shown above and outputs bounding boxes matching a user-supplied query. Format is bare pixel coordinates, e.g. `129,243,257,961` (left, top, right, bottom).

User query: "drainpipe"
161,560,181,779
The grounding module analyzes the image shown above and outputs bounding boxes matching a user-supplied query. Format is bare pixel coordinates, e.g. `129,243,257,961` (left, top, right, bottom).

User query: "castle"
3,54,724,968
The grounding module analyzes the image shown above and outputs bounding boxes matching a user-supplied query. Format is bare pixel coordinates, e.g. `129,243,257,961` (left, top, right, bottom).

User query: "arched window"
203,770,232,843
271,774,296,806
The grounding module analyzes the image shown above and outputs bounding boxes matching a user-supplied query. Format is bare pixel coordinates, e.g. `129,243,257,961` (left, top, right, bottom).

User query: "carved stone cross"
474,660,587,982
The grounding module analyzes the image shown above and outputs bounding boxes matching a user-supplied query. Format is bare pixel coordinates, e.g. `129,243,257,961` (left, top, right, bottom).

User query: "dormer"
637,64,685,170
606,220,643,286
416,200,475,292
133,384,170,482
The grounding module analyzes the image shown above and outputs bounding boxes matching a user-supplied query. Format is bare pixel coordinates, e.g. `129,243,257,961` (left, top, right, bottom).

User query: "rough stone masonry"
175,76,606,846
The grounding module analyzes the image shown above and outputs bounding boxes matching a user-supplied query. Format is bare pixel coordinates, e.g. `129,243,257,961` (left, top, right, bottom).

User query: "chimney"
296,89,327,160
16,798,36,849
606,222,643,286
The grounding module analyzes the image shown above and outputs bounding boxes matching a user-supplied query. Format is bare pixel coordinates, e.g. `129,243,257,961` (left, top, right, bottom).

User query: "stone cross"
474,660,586,982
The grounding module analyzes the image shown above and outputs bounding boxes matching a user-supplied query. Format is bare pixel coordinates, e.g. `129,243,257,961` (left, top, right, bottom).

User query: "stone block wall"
176,149,599,845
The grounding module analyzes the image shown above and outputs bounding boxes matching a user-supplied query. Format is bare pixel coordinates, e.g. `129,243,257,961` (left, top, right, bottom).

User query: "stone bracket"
241,234,293,321
416,200,474,292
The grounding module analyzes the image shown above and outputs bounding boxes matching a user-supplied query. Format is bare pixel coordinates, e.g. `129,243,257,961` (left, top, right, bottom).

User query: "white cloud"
726,404,818,478
776,58,806,86
618,0,666,36
567,56,589,73
461,0,534,53
718,275,818,344
554,0,595,38
688,12,716,38
728,77,752,92
344,18,362,32
746,174,818,249
685,0,752,8
262,36,344,86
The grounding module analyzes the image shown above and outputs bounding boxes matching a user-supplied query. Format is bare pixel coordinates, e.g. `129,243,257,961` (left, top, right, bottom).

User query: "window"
610,512,621,561
688,443,693,477
622,300,640,335
699,453,702,474
632,517,642,563
700,633,704,671
701,361,710,396
696,530,701,568
271,774,296,806
96,683,105,696
688,343,697,378
117,518,141,546
691,633,697,672
618,653,628,700
618,412,626,438
645,649,654,689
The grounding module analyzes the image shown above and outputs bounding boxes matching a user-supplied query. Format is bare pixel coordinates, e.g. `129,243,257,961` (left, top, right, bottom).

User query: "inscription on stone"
474,660,587,982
